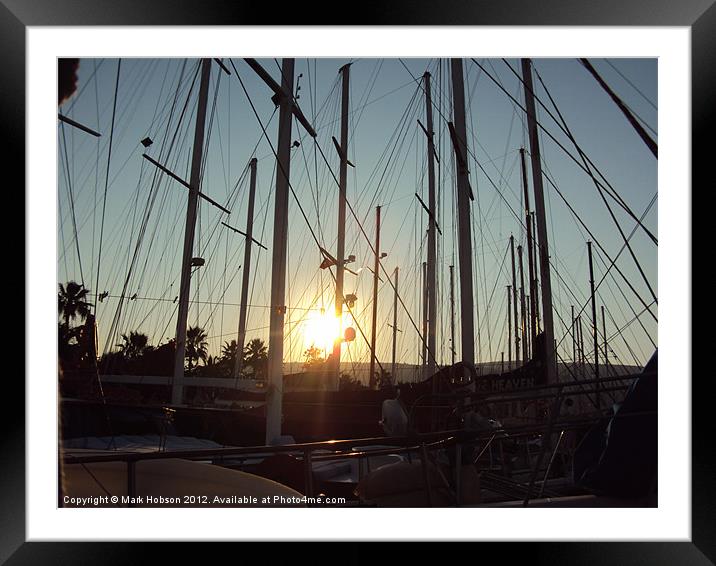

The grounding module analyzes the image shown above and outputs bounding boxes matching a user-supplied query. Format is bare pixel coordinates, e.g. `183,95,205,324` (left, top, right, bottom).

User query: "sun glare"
302,309,341,357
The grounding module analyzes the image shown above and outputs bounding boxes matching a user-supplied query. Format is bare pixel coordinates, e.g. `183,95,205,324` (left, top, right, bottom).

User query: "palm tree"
243,338,267,379
58,281,91,326
185,325,208,370
117,331,151,361
216,339,239,377
220,339,238,364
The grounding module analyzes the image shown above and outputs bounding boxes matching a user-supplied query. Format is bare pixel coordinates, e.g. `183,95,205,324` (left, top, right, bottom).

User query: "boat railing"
59,418,588,507
61,427,505,506
61,372,655,507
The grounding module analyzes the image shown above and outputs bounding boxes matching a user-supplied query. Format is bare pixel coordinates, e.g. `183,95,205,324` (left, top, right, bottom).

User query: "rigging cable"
101,60,198,356
59,122,85,286
498,57,657,235
604,59,657,111
578,58,657,158
229,59,389,375
94,59,122,310
531,61,658,305
471,58,657,246
232,58,439,374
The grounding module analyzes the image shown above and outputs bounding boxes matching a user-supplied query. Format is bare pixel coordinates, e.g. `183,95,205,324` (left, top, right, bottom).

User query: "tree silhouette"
58,281,91,327
302,345,325,370
117,331,151,361
220,339,238,365
243,338,268,379
196,354,220,377
58,283,96,373
185,325,209,370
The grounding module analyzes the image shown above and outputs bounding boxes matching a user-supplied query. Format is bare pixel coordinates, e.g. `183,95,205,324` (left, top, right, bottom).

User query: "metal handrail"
62,407,657,467
62,430,465,506
62,428,476,465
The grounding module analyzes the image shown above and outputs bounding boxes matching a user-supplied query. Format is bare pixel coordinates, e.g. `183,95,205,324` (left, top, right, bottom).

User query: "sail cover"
573,350,658,499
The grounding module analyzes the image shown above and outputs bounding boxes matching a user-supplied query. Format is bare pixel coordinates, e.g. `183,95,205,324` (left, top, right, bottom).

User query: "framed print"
7,0,710,562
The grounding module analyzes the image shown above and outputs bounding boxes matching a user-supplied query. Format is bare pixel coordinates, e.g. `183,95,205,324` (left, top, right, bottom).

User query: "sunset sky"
57,57,657,379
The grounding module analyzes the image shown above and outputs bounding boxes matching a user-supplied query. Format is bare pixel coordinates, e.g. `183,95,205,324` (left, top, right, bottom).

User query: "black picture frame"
6,0,708,562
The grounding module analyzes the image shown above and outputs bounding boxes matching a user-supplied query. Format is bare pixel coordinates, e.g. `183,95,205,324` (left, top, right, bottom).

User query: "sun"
302,309,340,357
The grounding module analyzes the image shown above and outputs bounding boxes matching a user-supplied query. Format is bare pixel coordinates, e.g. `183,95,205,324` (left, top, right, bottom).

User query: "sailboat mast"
423,72,437,379
601,305,609,376
233,157,258,380
391,267,399,382
450,58,475,366
449,264,456,366
531,212,541,331
265,58,295,444
369,205,381,389
587,240,600,408
578,314,585,378
526,293,532,358
521,58,556,384
518,244,527,364
510,235,520,364
422,261,428,368
520,147,538,351
506,285,512,369
331,63,350,390
571,305,576,366
172,58,212,405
